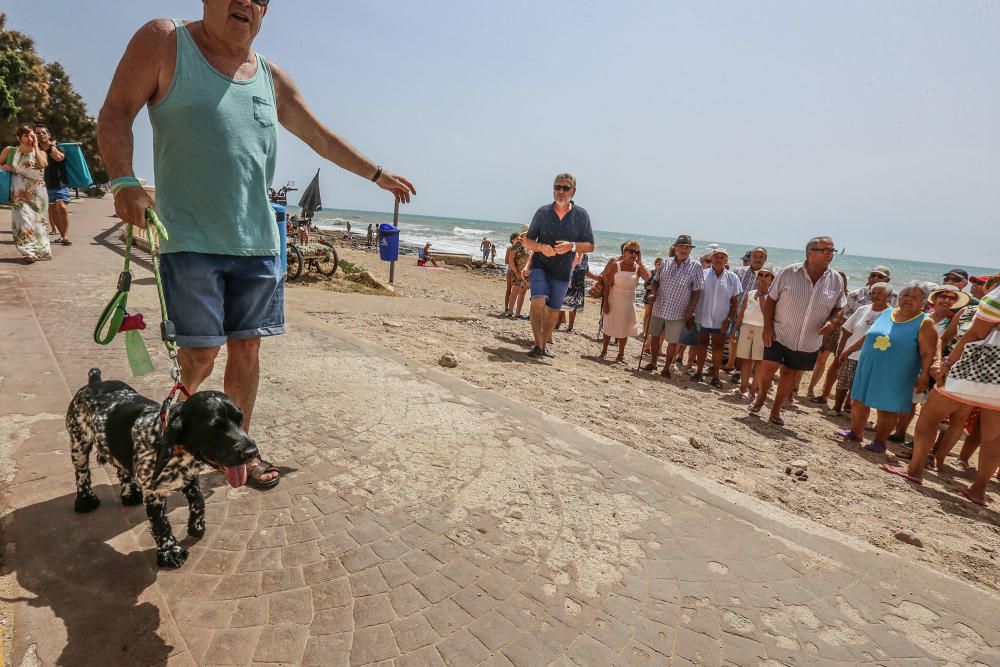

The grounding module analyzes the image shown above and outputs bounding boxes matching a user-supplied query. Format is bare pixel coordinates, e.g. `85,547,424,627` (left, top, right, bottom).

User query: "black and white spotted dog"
67,369,259,567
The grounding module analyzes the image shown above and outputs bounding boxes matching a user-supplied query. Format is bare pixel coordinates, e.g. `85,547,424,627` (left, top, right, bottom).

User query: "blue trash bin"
378,224,399,261
272,204,287,274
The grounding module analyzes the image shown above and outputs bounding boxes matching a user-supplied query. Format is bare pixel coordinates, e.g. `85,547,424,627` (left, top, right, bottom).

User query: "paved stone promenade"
2,200,999,666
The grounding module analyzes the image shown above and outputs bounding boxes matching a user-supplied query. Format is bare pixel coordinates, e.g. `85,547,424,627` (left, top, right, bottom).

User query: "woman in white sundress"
1,125,52,264
599,240,651,362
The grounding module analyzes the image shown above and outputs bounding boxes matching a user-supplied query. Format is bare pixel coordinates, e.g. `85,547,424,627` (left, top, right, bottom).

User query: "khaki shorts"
648,317,687,344
736,323,765,361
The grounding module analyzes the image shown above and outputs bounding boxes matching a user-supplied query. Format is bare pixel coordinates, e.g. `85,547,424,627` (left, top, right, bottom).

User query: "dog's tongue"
224,464,248,488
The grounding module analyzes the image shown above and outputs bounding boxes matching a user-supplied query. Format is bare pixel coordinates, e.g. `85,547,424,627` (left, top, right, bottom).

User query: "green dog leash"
94,209,175,377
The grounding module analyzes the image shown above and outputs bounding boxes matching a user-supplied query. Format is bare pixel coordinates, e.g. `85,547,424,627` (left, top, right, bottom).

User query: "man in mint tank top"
98,1,416,491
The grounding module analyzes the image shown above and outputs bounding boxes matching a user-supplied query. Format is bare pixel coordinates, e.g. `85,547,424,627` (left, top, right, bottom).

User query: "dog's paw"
156,544,188,568
120,484,143,506
74,492,101,513
187,516,206,539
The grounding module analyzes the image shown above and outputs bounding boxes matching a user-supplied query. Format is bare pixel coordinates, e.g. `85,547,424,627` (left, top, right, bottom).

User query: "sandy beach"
300,235,1000,593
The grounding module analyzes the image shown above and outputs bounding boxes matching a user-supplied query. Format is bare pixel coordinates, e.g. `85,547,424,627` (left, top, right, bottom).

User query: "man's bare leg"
179,346,220,392
541,307,561,350
965,411,1000,503
529,298,547,349
644,336,662,369
768,366,799,421
750,360,780,411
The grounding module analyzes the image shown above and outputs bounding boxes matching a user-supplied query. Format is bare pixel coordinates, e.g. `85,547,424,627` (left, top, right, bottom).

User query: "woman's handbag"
938,328,1000,409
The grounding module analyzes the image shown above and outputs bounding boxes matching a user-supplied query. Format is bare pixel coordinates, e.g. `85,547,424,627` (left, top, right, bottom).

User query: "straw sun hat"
927,284,971,309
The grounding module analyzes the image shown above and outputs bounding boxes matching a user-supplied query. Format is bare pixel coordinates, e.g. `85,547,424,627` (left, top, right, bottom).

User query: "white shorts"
736,324,765,361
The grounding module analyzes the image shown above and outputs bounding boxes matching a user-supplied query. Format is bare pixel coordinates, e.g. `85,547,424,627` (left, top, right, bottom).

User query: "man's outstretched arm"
270,61,416,204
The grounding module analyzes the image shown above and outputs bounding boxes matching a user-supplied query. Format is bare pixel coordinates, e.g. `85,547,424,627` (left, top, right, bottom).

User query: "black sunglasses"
251,0,269,6
553,184,573,192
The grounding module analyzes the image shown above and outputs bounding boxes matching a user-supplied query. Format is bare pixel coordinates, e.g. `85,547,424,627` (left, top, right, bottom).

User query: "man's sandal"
247,459,281,490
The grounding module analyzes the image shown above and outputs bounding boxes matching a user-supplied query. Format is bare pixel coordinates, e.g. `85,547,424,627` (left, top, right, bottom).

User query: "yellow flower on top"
873,335,891,352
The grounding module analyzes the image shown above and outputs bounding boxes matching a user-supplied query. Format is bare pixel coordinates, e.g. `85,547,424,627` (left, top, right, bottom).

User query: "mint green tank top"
149,20,278,255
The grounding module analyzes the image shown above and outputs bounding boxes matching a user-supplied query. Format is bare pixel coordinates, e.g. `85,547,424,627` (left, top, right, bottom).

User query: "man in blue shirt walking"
521,173,595,358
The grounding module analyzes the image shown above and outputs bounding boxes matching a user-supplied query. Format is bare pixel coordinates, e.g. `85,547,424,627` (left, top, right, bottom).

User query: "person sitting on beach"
749,237,845,427
727,247,768,379
599,241,651,362
642,235,703,377
505,232,531,319
881,278,1000,506
693,248,741,387
835,282,937,453
98,3,415,489
521,172,595,358
732,265,775,401
418,242,440,267
824,282,892,417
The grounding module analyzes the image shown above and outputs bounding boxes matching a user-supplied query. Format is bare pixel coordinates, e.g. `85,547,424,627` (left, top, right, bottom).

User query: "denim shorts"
47,187,71,204
529,267,570,310
160,252,285,348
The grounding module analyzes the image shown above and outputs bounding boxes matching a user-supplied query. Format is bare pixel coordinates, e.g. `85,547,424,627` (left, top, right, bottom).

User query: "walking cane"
637,330,649,371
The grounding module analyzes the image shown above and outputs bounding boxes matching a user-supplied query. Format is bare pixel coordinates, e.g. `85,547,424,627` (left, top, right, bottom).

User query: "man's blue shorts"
160,252,285,348
680,321,701,346
529,267,570,310
47,187,70,204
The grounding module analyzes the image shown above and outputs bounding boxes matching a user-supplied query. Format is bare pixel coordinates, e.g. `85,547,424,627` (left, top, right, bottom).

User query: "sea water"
300,207,995,290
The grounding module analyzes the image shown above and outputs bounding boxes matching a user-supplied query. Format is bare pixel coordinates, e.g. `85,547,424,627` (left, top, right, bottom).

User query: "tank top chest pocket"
252,96,277,127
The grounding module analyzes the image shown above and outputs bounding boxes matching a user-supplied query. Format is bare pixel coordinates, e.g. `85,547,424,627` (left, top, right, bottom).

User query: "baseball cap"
970,275,989,285
870,265,891,278
711,247,729,257
943,268,969,281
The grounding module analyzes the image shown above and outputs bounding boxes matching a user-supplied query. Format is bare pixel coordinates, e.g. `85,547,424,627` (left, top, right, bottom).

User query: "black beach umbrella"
298,169,323,219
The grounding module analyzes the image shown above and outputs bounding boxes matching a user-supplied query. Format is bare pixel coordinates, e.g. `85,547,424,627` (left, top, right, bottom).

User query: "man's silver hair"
806,236,833,252
898,281,931,299
554,172,576,188
871,282,893,295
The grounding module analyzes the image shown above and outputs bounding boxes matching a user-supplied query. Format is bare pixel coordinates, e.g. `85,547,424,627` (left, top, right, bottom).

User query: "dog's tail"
88,368,103,385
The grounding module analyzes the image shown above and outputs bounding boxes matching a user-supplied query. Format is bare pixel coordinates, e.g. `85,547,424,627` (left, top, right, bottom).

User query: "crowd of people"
504,174,1000,506
2,123,75,264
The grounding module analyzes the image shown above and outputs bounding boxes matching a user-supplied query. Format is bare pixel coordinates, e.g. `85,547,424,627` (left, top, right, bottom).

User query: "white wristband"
571,242,577,253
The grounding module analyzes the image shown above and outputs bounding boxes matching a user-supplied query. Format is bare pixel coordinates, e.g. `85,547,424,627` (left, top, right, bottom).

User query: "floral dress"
10,149,52,261
509,241,531,289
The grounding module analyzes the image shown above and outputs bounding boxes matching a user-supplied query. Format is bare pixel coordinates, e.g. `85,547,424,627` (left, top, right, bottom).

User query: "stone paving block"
619,640,668,664
282,540,323,566
495,593,546,630
349,520,391,545
566,633,617,667
236,547,282,572
319,531,361,558
673,626,722,666
310,606,353,636
315,513,353,536
248,526,287,550
231,596,268,628
398,521,436,547
719,630,766,666
403,549,441,577
257,507,294,528
354,593,397,627
439,558,482,587
501,634,560,667
343,545,382,572
259,490,293,510
416,513,452,536
285,520,322,544
269,588,315,625
528,616,579,651
469,610,520,651
302,632,351,666
222,514,257,531
211,572,263,600
633,617,676,656
227,498,262,516
253,623,310,664
185,599,236,629
380,558,417,587
390,583,432,617
290,498,322,524
261,565,306,594
350,566,391,596
424,535,463,564
302,555,348,584
210,528,253,551
203,627,262,666
313,493,350,516
477,570,521,601
479,654,515,667
452,584,497,619
372,535,412,561
394,645,447,667
350,623,399,664
312,577,353,609
436,628,491,666
191,548,240,575
372,509,417,532
424,598,474,637
391,614,439,652
414,571,461,604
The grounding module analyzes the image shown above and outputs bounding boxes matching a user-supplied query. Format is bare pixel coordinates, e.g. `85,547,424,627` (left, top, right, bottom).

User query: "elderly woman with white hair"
835,282,938,453
830,281,894,415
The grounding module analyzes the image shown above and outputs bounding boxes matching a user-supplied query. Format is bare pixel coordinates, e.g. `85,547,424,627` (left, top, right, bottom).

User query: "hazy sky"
7,1,998,265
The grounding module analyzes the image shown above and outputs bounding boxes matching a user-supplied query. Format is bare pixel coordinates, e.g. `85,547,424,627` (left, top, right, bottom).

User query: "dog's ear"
153,409,185,480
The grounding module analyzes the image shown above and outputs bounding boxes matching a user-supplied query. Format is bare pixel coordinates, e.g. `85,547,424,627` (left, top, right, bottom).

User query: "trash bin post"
389,200,400,284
